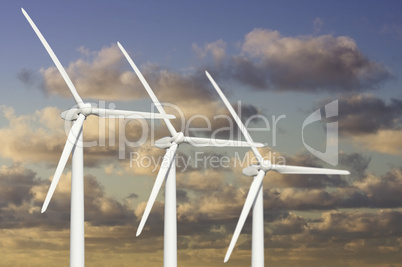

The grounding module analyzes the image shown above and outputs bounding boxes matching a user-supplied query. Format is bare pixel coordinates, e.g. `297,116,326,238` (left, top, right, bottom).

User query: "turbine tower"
206,71,350,267
22,9,173,267
117,42,264,267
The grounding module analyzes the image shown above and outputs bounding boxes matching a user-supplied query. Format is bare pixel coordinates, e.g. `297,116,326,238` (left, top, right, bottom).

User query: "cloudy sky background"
1,1,402,266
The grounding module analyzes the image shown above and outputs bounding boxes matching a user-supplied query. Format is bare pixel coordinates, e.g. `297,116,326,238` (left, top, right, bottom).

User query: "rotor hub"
80,103,93,117
61,103,95,121
243,160,271,176
172,132,185,144
260,160,272,172
243,165,260,177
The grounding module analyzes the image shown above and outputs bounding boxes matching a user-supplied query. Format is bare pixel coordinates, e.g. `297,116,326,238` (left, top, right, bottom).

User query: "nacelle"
242,165,260,177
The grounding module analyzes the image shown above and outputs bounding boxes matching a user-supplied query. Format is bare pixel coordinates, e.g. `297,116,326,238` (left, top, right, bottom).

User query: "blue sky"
1,1,402,266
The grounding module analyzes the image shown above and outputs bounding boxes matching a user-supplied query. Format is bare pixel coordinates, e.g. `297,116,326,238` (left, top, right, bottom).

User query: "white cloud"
352,129,402,155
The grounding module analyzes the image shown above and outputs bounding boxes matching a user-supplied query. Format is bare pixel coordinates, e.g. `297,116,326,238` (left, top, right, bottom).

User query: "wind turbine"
117,42,264,267
22,9,174,267
206,71,350,267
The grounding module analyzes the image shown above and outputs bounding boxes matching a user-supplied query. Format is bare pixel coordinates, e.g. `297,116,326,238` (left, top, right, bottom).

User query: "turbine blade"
136,143,178,236
41,114,85,213
271,164,350,175
21,8,84,108
224,170,265,262
205,71,263,164
117,42,177,136
183,136,264,147
92,108,175,119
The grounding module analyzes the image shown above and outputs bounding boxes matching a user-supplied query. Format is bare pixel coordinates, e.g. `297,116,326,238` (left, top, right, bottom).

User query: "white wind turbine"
206,71,350,267
117,42,264,267
22,9,174,267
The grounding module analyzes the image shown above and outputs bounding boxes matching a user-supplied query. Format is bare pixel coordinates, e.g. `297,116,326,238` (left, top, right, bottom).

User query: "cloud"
313,17,324,34
0,164,41,209
126,193,139,199
4,104,399,220
310,209,402,237
37,44,217,107
335,94,402,136
261,209,402,265
271,212,307,235
354,168,402,208
381,23,402,40
40,44,146,101
83,174,136,226
312,94,402,155
9,25,402,266
0,106,154,167
0,102,262,184
2,161,402,266
192,39,227,64
230,29,392,91
17,68,39,89
133,200,165,237
34,43,266,142
338,152,371,179
351,129,402,155
177,169,226,192
0,106,67,164
0,163,136,230
34,28,392,109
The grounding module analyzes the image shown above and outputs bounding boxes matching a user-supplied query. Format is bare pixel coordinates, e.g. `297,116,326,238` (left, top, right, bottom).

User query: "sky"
1,0,402,266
